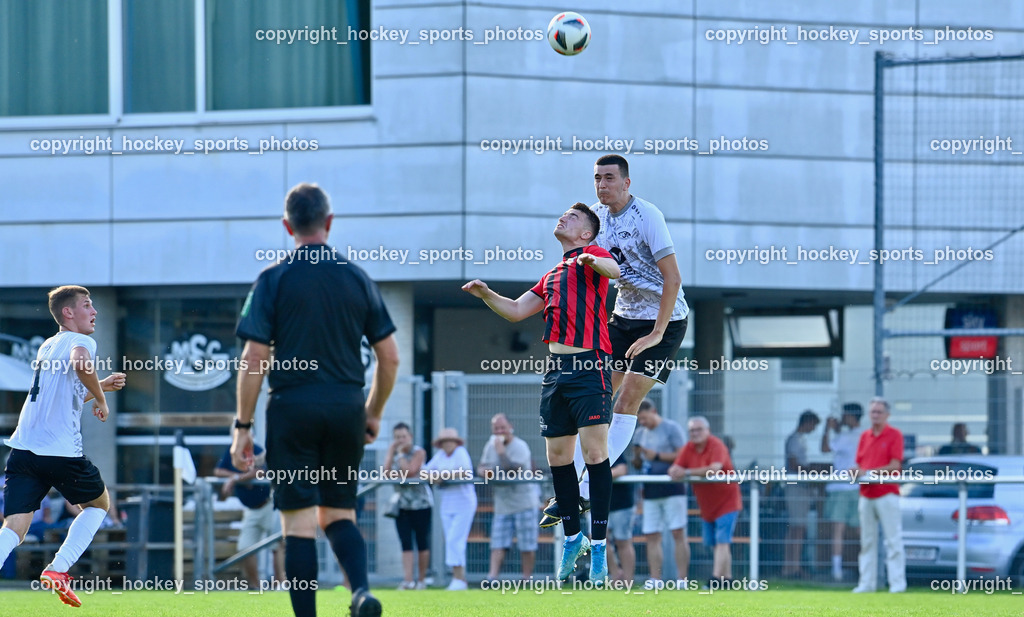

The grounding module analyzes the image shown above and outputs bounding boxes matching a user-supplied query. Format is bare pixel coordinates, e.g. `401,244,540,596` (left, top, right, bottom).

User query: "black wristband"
234,418,253,430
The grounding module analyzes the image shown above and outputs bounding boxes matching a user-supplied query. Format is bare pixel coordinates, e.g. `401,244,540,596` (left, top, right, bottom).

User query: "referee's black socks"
551,463,583,537
325,519,369,593
586,458,612,541
284,536,318,617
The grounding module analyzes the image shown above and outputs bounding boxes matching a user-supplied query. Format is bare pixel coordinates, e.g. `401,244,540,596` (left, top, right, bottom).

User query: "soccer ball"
547,12,591,56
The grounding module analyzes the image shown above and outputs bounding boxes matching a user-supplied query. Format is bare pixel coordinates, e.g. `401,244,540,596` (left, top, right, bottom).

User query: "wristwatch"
233,418,253,430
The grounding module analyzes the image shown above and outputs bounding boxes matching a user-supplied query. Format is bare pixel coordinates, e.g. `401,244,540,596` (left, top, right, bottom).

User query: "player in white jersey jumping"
541,155,689,527
0,286,125,606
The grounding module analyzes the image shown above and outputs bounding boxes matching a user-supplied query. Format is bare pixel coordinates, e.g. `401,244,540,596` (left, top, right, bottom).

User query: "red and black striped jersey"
529,245,612,354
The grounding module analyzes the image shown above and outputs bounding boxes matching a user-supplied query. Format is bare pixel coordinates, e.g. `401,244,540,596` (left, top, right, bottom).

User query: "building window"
206,0,370,111
0,0,109,116
120,297,242,413
0,0,369,118
0,299,56,415
780,357,835,383
123,0,195,113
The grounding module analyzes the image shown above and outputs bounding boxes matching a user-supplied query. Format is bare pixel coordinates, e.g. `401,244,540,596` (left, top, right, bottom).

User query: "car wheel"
1012,549,1024,588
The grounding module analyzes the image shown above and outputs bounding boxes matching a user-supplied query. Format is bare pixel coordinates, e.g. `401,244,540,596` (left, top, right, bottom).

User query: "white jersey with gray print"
593,196,688,321
6,331,96,457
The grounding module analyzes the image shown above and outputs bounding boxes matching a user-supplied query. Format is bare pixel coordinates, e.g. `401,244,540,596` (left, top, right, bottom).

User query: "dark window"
205,0,370,111
123,0,196,113
119,297,241,413
0,0,109,116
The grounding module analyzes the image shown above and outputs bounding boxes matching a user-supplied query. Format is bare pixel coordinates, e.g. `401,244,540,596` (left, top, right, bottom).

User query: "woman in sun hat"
422,427,477,590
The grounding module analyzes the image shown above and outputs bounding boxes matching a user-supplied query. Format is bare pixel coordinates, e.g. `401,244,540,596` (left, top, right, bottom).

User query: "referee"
232,183,400,617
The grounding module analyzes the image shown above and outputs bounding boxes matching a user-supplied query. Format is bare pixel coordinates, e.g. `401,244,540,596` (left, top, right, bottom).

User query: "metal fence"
872,52,1024,450
355,474,1024,588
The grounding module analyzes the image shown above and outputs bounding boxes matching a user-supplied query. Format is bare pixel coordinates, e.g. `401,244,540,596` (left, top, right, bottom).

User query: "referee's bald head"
285,183,332,235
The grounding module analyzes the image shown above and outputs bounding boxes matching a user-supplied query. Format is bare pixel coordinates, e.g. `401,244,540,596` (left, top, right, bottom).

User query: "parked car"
900,455,1024,585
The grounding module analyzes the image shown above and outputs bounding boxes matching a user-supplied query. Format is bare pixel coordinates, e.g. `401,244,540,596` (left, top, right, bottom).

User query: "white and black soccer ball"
547,12,591,56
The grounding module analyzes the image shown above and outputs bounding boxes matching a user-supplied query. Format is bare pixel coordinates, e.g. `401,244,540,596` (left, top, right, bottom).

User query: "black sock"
285,536,318,617
325,519,369,593
586,458,611,541
550,463,582,537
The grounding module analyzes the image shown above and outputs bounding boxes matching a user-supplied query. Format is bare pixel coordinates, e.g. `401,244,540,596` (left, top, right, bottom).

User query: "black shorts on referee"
265,383,366,511
608,315,688,383
538,349,612,438
3,448,106,516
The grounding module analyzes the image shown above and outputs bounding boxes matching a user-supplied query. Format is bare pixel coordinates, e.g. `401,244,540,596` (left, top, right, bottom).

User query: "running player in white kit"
0,286,125,606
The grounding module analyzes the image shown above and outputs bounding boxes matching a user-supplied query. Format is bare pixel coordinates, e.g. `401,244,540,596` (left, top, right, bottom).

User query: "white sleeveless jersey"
7,331,97,457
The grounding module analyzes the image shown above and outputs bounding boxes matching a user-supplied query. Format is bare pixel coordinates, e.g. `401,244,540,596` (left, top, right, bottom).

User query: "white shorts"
238,500,280,550
641,495,688,535
607,507,636,541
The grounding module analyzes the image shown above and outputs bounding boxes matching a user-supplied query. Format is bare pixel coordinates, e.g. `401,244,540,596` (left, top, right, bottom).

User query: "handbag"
384,493,401,519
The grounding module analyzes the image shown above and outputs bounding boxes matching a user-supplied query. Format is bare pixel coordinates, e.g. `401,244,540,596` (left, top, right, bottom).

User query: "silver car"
900,455,1024,585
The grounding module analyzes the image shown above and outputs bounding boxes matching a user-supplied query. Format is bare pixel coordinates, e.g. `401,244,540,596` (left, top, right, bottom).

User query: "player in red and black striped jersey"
529,243,613,355
462,202,620,584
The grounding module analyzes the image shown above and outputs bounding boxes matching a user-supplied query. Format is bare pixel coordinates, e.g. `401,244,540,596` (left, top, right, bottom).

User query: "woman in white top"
422,428,477,590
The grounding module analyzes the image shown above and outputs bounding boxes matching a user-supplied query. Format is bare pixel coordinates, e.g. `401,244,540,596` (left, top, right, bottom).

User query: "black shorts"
3,448,106,516
608,315,688,383
395,507,431,552
538,350,612,438
265,384,367,511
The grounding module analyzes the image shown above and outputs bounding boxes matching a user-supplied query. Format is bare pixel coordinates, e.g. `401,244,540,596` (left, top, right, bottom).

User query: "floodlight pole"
873,52,888,397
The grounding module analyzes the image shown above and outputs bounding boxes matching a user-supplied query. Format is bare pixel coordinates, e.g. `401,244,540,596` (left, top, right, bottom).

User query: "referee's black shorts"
3,448,106,516
538,350,612,438
265,383,366,511
608,315,687,383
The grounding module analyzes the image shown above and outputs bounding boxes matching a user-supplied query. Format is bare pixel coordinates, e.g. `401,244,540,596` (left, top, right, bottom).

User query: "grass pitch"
0,585,1021,617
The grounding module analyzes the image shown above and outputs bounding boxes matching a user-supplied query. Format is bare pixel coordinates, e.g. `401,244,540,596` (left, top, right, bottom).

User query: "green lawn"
0,586,1021,616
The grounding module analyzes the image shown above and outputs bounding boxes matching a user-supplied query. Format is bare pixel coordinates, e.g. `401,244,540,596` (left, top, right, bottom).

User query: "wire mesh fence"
874,53,1024,454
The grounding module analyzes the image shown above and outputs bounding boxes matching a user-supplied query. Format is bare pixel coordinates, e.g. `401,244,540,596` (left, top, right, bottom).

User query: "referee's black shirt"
236,243,396,392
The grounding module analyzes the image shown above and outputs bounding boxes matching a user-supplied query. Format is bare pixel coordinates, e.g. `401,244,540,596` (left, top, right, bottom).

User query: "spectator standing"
423,428,476,591
383,423,432,590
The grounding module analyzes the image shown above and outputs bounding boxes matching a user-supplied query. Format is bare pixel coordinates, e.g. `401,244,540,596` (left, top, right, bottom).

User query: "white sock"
832,555,842,569
607,413,638,463
591,538,606,546
566,532,580,542
50,507,106,573
578,414,638,500
570,440,592,500
572,439,587,482
0,527,21,569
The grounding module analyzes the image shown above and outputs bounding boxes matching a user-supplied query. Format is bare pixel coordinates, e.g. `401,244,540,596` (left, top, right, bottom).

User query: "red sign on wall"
945,307,998,359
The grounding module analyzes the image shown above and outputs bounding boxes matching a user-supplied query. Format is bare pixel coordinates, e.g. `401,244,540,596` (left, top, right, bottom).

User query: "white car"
900,455,1024,585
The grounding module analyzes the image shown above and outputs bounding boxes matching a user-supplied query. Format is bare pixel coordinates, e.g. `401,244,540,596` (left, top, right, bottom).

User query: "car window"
901,462,996,499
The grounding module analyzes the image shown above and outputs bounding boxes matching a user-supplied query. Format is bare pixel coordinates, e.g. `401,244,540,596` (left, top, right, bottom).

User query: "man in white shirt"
821,402,863,581
0,286,125,606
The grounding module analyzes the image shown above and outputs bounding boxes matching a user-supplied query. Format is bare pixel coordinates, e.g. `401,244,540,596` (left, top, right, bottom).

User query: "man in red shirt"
851,397,906,594
463,203,620,585
668,416,742,582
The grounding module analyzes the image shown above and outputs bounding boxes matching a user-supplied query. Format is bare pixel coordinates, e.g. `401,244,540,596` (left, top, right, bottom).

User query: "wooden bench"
182,509,247,581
